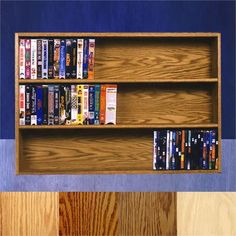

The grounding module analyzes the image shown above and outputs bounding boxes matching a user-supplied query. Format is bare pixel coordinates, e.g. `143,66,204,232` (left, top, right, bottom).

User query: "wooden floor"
1,192,236,236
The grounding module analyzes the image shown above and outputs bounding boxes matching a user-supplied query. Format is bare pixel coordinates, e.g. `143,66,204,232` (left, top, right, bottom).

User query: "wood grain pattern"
19,123,218,130
59,192,176,236
20,129,153,173
117,84,214,125
0,192,58,236
217,34,222,172
16,32,220,37
177,192,236,236
15,33,20,173
18,78,218,84
59,192,118,236
119,192,176,236
95,38,215,80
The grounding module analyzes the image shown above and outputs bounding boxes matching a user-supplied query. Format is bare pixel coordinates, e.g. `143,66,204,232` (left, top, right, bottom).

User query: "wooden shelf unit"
15,32,221,174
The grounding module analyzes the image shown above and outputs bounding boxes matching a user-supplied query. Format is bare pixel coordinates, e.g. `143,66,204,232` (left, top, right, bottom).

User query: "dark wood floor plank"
59,192,176,236
59,192,118,236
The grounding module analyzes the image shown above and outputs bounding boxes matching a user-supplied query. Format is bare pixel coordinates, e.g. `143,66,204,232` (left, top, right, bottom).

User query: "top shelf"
16,33,220,82
18,78,218,84
16,32,221,38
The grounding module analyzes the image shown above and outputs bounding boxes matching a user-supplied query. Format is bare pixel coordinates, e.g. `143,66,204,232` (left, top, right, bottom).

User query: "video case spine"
76,39,83,79
181,130,185,169
77,85,83,124
71,85,78,124
209,130,213,170
100,85,106,125
184,130,188,169
30,85,37,125
48,39,54,79
215,138,219,169
166,130,170,170
71,39,77,78
37,39,42,79
25,85,31,125
205,131,210,169
105,84,117,125
187,130,191,170
83,39,89,79
153,131,157,170
59,39,66,79
53,39,60,79
19,39,25,79
211,130,216,169
48,85,54,125
169,131,173,170
82,85,89,124
88,85,95,124
25,39,31,79
54,85,60,125
88,39,95,80
42,39,48,79
156,131,163,170
19,85,25,125
42,85,48,124
94,84,100,125
66,39,73,79
171,131,176,170
31,39,37,79
36,85,43,125
65,85,71,125
59,85,66,125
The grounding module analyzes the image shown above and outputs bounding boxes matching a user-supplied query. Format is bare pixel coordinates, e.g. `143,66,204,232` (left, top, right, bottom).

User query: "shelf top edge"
18,78,218,84
17,169,221,175
15,32,221,38
19,124,218,129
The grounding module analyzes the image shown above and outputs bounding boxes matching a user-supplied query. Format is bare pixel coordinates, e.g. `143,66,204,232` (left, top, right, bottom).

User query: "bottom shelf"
18,129,220,174
18,170,221,175
19,129,152,174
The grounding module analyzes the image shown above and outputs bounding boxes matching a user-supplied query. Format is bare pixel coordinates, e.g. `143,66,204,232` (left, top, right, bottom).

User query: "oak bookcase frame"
15,32,221,174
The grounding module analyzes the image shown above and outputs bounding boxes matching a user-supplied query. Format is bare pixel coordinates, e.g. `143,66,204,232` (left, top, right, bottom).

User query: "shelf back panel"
19,129,153,173
117,84,215,125
95,37,217,80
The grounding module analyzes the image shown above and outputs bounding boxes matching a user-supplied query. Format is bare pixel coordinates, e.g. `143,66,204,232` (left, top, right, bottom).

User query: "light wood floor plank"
0,192,59,236
177,192,236,236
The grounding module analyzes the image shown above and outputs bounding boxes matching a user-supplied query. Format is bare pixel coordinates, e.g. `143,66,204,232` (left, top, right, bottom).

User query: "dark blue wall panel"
1,1,235,138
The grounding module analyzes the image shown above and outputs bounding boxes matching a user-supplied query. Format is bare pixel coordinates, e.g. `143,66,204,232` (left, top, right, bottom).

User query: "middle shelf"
19,123,218,129
18,78,218,84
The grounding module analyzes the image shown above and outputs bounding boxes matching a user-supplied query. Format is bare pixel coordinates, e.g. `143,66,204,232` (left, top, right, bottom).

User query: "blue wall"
1,1,235,138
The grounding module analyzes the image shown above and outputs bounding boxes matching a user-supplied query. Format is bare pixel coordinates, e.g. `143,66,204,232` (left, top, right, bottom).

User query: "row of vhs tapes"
153,129,219,170
19,38,95,79
19,84,117,125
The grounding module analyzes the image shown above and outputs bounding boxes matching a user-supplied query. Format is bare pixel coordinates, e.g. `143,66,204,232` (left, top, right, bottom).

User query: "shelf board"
19,123,218,129
18,169,221,175
18,78,218,84
17,32,220,38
